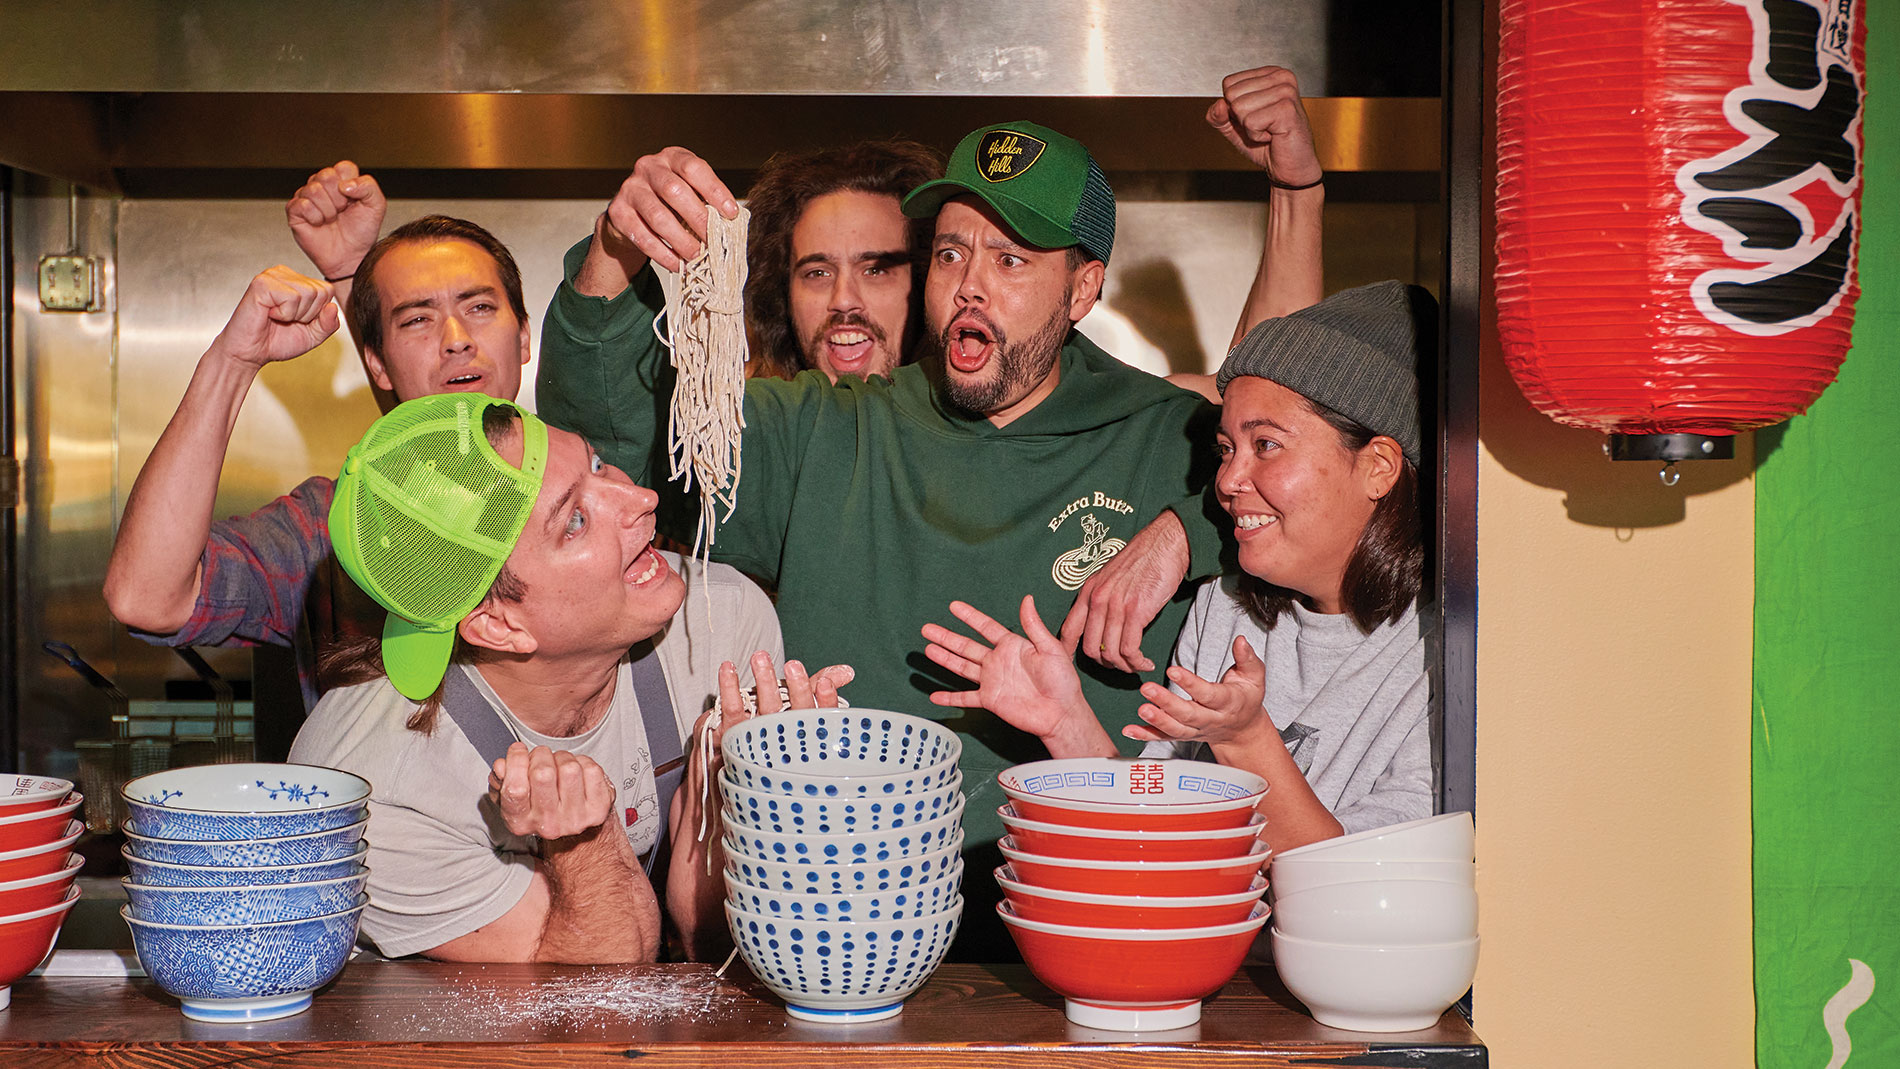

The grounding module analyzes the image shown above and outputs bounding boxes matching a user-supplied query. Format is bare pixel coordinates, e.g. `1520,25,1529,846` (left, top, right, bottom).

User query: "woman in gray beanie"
924,280,1433,856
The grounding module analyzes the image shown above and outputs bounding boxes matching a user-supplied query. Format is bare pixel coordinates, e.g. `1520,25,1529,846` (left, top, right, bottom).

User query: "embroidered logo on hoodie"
1052,513,1127,590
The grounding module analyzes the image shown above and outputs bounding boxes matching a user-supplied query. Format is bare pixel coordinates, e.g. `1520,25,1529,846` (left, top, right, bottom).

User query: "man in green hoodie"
538,76,1328,955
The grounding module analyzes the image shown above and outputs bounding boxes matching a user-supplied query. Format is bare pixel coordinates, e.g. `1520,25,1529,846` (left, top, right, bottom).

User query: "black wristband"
323,271,355,284
1268,174,1325,191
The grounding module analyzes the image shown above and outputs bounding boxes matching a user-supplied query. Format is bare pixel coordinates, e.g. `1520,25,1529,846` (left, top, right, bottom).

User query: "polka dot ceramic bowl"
721,710,960,798
726,898,962,1022
122,764,369,842
123,869,372,927
124,816,367,868
723,795,965,865
726,837,964,897
726,870,963,922
720,769,964,835
123,895,366,1022
121,842,368,889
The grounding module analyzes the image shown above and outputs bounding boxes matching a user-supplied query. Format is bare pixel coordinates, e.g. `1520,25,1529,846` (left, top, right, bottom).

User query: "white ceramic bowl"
998,758,1266,831
726,839,964,898
720,770,964,835
1273,813,1475,863
726,899,962,1022
1271,928,1480,1032
723,795,964,865
721,710,961,799
725,872,963,922
122,763,369,842
1269,857,1474,899
1269,879,1478,945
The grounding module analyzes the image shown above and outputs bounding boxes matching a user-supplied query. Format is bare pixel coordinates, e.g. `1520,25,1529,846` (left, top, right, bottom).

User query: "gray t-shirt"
1142,576,1434,834
288,553,782,958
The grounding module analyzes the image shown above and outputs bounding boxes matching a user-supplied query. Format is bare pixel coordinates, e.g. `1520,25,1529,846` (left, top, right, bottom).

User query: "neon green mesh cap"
901,120,1116,264
329,393,548,700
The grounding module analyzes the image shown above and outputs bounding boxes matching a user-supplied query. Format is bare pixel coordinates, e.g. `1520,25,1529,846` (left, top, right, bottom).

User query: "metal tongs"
43,640,139,831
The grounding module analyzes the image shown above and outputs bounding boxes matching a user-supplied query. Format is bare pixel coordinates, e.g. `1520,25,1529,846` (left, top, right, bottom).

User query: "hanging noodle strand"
652,206,751,855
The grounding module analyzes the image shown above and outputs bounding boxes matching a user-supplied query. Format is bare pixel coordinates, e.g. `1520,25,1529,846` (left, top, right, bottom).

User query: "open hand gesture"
923,597,1112,757
1207,66,1323,189
286,160,386,281
1126,635,1277,748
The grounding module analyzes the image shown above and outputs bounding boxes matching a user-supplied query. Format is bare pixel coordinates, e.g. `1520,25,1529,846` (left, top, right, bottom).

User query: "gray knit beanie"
1215,280,1423,466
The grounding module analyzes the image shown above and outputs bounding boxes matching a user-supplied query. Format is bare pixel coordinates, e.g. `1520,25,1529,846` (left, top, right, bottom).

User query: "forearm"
103,346,259,632
573,214,650,300
665,799,732,962
1230,183,1325,348
1210,727,1343,854
535,824,662,963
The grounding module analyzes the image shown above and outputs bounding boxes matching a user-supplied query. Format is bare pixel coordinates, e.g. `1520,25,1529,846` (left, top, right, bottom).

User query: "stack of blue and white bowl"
720,709,965,1023
118,763,371,1023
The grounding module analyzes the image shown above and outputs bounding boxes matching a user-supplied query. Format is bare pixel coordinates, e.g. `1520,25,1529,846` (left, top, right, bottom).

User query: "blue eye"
565,508,585,536
589,451,604,474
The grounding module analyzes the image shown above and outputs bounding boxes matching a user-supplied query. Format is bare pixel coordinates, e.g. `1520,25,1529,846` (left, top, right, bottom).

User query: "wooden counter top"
0,960,1483,1068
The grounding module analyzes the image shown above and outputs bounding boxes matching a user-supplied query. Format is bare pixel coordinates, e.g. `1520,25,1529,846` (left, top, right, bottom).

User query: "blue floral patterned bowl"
123,896,366,1022
124,817,366,867
726,899,962,1023
123,869,370,926
723,795,965,865
721,711,961,798
121,763,370,842
120,843,367,888
720,770,964,835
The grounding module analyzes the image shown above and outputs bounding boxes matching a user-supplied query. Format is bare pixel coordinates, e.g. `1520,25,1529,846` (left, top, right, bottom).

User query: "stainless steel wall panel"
0,1,1330,97
10,177,120,777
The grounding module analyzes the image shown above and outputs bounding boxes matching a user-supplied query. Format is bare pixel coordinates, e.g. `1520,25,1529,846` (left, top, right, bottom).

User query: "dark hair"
346,215,528,361
742,140,944,379
1234,398,1423,634
317,402,529,733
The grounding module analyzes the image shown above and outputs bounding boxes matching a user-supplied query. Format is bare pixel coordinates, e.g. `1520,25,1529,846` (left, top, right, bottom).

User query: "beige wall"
1473,326,1756,1062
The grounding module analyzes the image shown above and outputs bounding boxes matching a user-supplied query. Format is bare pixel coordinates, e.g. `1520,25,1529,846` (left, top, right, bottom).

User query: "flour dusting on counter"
390,971,737,1031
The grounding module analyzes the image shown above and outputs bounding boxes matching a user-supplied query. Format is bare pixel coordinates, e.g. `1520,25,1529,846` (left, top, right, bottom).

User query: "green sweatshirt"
538,238,1226,949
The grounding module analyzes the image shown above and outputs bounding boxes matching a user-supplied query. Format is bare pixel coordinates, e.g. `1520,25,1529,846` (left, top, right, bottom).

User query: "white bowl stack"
117,763,372,1023
1268,812,1478,1032
719,709,965,1023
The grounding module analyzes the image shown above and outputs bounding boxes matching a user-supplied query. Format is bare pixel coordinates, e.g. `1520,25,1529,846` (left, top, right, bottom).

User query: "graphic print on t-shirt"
1051,513,1128,590
1280,722,1319,775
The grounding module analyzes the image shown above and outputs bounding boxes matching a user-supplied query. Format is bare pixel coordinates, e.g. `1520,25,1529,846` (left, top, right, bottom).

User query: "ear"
1066,259,1107,324
458,598,538,656
1359,436,1405,501
360,345,396,393
515,318,532,367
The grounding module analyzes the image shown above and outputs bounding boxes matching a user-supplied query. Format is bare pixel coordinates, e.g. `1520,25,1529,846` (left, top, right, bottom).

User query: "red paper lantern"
1495,0,1866,461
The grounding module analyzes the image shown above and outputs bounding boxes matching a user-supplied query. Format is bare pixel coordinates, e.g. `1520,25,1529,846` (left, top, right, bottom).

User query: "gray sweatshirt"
1142,576,1435,834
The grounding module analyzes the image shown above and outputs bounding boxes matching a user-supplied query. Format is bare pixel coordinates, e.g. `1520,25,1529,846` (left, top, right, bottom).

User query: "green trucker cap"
902,121,1116,264
330,392,548,700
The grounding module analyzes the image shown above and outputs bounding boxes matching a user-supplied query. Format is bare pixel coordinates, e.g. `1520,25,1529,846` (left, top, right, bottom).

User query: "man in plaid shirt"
104,164,533,713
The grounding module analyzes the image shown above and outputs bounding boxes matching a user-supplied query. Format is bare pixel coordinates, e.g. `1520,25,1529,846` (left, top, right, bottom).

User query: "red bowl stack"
992,758,1272,1031
0,775,86,1010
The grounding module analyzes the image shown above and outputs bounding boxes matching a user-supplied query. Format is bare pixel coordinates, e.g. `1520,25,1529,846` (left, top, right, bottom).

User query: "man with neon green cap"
289,392,844,963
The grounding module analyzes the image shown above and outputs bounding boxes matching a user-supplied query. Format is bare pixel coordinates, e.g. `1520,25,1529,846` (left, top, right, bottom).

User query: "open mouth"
947,316,996,374
625,546,667,587
443,369,486,389
823,329,876,370
1233,513,1279,537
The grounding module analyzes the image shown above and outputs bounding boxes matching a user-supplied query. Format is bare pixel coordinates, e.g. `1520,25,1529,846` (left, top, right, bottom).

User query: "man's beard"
926,297,1072,418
